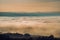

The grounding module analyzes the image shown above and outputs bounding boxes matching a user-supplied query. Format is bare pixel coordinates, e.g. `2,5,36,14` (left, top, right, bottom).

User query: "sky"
0,0,60,12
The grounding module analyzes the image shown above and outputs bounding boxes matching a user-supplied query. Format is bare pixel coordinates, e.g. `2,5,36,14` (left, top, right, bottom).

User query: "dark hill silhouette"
0,12,60,16
0,33,60,40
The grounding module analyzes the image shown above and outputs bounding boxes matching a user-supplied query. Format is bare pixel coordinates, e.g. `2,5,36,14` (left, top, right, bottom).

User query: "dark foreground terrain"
0,33,60,40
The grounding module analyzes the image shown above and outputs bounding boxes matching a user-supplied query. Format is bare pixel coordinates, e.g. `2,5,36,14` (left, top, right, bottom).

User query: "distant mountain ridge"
0,12,60,16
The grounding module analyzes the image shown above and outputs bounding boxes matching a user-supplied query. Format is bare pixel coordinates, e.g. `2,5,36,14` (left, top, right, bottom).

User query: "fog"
0,16,60,37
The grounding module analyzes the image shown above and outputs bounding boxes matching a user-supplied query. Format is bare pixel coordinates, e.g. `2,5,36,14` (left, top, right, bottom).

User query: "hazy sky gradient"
0,0,60,12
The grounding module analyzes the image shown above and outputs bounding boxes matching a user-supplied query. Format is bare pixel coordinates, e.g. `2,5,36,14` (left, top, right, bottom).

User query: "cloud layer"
0,0,60,3
0,16,60,37
0,0,60,12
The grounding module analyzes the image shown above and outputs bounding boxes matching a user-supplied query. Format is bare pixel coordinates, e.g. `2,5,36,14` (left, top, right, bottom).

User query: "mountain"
0,12,60,16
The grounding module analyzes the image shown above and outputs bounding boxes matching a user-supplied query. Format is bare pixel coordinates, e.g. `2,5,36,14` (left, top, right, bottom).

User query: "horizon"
0,11,60,13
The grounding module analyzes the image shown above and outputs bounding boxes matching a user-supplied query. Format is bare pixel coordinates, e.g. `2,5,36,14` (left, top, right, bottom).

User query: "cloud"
0,0,60,12
0,23,60,37
35,0,60,2
0,0,60,3
0,17,60,37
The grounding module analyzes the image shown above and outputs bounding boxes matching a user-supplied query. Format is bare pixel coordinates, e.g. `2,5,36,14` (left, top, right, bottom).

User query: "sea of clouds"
0,16,60,37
